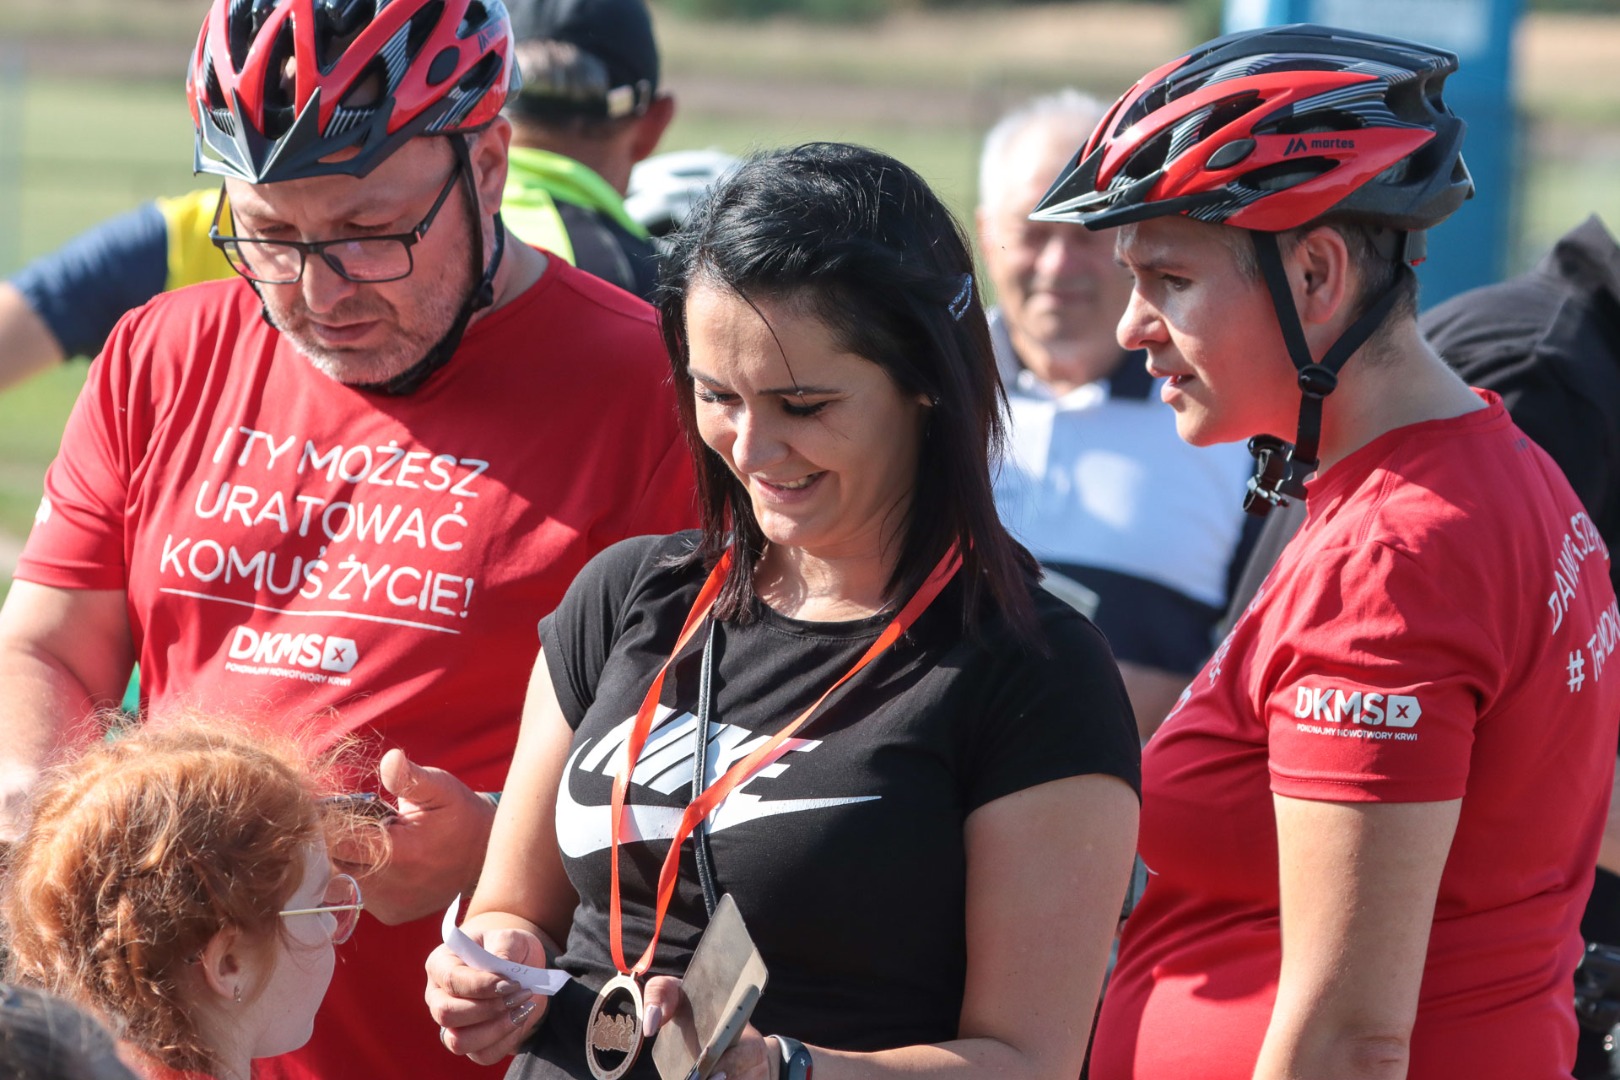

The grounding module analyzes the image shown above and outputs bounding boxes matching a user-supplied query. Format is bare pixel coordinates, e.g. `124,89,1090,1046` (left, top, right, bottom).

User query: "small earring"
234,985,243,1004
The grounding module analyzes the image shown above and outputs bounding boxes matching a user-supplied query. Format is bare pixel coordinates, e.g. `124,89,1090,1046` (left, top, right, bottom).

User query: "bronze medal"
586,972,644,1080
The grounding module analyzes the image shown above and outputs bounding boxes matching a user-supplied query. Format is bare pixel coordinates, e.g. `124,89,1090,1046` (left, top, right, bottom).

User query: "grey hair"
978,88,1109,212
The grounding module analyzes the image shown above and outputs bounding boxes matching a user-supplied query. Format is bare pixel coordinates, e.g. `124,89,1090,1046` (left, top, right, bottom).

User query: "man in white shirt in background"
978,90,1256,739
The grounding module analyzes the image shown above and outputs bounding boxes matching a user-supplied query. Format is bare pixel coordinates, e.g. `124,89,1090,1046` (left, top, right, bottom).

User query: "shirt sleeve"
12,306,150,591
8,202,169,360
155,188,236,291
538,535,670,730
1265,540,1500,803
962,602,1143,812
623,431,700,539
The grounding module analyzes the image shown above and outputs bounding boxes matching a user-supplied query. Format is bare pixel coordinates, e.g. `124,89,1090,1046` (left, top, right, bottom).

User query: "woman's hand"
425,926,549,1066
642,975,779,1080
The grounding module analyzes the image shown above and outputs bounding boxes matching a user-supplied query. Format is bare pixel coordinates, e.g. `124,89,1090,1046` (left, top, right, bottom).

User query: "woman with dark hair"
426,142,1141,1080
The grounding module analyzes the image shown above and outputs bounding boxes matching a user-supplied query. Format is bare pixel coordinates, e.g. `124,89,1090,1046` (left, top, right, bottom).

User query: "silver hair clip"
948,273,974,321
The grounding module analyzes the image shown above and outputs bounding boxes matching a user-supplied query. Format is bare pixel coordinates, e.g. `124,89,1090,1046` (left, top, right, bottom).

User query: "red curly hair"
2,721,381,1075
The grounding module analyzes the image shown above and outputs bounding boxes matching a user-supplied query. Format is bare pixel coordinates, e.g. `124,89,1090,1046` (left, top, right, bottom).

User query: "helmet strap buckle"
1242,434,1315,518
1370,228,1428,267
1246,229,1411,515
362,134,505,397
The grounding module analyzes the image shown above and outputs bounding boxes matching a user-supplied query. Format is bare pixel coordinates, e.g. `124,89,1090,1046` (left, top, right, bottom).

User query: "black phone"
322,792,399,820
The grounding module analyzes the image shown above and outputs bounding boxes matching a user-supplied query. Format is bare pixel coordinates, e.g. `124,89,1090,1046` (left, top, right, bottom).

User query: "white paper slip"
441,895,571,996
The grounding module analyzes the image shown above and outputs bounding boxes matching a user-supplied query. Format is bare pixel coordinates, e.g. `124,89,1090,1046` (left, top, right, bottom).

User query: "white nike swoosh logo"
554,738,878,860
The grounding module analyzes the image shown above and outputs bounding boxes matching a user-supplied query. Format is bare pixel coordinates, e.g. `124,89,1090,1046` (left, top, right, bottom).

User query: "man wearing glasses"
0,0,674,395
0,1,695,1079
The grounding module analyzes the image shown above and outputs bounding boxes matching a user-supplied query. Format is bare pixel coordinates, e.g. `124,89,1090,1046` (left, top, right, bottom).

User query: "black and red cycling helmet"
188,0,519,183
1031,23,1472,235
1034,25,1475,517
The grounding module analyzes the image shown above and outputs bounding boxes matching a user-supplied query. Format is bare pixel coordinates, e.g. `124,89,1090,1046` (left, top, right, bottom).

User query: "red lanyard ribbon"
607,545,962,976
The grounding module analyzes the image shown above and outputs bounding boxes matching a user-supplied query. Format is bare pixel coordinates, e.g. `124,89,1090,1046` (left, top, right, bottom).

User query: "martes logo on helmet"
1283,136,1356,156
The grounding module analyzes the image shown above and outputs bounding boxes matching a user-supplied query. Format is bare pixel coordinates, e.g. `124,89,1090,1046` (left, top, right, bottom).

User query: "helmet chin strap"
358,134,505,397
1241,228,1416,517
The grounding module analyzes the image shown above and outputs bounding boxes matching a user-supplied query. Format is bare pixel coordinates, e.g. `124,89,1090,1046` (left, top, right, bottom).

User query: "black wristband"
774,1035,813,1080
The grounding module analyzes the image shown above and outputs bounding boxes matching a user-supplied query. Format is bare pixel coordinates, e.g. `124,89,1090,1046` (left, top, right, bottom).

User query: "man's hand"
338,749,497,925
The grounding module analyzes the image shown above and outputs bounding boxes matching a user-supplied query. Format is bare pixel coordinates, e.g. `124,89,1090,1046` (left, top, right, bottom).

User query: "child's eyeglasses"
279,872,363,945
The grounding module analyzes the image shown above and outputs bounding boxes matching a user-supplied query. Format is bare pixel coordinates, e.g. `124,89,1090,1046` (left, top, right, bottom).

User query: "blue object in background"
1222,0,1522,307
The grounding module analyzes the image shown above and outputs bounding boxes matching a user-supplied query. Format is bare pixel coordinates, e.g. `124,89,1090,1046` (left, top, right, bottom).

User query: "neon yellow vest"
501,147,649,262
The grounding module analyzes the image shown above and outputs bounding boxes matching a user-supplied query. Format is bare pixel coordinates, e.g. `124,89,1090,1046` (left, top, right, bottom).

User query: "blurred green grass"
3,5,1620,600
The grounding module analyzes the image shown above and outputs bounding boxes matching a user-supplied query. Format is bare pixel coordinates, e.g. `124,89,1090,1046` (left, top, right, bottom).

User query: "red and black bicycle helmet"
1033,24,1475,517
1031,23,1472,234
188,0,519,183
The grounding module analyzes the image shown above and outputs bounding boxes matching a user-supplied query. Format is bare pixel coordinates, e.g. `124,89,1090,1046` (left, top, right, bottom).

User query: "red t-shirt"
1091,394,1620,1079
17,261,697,1080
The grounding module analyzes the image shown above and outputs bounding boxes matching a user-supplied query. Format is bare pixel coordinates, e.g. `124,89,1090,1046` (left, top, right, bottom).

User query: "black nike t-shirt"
510,532,1140,1080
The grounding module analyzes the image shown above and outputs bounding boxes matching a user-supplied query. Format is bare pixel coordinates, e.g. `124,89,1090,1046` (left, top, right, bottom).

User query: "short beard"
269,268,472,386
264,202,480,386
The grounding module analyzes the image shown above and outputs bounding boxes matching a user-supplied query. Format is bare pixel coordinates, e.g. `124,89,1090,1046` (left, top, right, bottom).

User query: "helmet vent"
405,0,446,59
425,51,499,131
458,0,489,38
316,0,377,72
259,17,298,138
1119,128,1174,182
379,21,411,92
339,58,389,109
202,47,229,111
1242,158,1336,193
1203,94,1262,136
320,0,374,37
227,0,259,70
210,106,238,138
458,51,501,98
1169,93,1261,162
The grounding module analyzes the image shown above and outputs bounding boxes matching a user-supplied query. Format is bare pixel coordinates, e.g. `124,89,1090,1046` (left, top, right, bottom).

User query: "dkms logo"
1292,686,1422,728
229,627,359,673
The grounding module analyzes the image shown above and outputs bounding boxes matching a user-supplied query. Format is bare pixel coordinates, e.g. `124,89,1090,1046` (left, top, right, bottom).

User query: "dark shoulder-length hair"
657,141,1040,642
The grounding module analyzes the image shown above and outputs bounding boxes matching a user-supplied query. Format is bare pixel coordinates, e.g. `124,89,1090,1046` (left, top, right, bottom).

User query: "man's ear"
1290,225,1353,329
469,117,513,217
196,926,248,1005
629,94,676,165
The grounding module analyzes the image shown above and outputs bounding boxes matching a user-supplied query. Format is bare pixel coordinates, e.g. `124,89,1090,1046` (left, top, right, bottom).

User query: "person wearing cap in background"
0,0,675,398
502,0,675,301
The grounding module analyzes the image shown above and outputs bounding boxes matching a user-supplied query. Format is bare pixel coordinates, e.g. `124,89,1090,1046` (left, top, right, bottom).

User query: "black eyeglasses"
209,167,461,285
